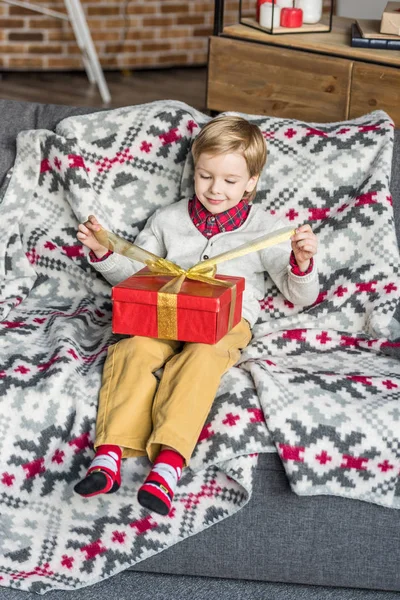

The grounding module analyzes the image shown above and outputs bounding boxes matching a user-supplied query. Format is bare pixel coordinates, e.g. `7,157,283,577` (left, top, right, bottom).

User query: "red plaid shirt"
289,248,314,276
90,249,113,263
188,195,250,238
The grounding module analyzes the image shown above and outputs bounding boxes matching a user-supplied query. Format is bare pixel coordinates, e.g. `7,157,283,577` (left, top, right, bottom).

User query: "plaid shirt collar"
189,195,251,238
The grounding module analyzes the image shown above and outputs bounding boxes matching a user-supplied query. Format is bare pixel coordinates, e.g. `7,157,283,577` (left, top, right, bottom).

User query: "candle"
280,7,303,27
295,0,322,24
260,2,281,29
276,0,294,7
257,0,275,21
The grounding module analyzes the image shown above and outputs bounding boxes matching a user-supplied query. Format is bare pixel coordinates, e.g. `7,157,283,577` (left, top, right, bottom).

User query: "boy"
75,115,319,516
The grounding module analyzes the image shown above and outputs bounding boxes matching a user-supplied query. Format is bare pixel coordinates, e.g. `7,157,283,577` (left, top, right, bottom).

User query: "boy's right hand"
77,215,109,258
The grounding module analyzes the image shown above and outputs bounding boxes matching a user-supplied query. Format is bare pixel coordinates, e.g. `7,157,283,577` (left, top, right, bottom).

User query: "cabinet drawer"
207,36,352,121
349,62,400,127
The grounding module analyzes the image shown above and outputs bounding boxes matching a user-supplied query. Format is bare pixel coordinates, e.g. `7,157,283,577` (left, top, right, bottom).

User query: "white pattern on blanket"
0,101,399,593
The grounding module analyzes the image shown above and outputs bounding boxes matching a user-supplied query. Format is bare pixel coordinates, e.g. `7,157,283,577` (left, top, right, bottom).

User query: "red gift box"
112,267,245,344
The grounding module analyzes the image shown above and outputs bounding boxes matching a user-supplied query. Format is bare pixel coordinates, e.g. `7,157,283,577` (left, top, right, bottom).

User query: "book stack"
351,19,400,50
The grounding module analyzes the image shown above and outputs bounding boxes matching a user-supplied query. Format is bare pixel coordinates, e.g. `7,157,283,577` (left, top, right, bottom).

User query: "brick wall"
0,0,335,71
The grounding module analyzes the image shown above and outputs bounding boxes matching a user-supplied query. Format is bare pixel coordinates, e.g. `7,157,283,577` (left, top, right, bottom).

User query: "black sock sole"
74,471,119,497
137,489,170,516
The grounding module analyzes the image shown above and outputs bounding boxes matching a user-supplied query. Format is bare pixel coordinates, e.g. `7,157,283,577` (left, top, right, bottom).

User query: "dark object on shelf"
351,22,400,50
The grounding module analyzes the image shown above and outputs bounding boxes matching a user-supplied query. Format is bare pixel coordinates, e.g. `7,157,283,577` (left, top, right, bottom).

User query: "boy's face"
194,152,259,215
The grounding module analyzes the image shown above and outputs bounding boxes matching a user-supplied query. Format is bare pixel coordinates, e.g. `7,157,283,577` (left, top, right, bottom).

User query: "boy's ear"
245,174,259,193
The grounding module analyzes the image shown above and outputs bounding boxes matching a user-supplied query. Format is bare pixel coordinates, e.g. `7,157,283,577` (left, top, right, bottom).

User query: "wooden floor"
0,67,208,112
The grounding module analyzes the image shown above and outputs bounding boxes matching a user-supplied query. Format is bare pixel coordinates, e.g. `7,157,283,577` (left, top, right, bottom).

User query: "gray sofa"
0,99,399,600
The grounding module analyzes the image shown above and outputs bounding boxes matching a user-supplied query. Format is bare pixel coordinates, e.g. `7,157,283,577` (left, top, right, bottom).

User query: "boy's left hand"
291,224,318,272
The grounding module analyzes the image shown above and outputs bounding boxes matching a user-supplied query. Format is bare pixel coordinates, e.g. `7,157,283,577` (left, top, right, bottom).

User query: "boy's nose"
210,180,222,194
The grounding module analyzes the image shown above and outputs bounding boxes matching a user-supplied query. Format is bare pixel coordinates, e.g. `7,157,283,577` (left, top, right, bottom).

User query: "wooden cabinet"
208,36,352,122
349,62,400,121
207,17,400,126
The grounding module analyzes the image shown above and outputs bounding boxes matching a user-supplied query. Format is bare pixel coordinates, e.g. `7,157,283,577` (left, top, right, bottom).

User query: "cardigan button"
203,254,209,260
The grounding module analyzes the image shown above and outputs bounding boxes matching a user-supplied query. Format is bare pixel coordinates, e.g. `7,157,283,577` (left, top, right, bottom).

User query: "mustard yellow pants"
95,318,252,465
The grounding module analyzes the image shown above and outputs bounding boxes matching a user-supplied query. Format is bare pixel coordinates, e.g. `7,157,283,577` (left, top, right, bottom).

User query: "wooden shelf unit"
207,14,400,125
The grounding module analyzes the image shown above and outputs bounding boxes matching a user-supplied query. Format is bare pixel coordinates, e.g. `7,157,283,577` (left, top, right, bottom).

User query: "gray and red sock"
74,445,184,515
137,449,184,516
74,444,122,497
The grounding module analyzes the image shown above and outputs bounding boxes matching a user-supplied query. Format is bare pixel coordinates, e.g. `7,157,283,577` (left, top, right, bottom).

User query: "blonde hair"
191,115,267,201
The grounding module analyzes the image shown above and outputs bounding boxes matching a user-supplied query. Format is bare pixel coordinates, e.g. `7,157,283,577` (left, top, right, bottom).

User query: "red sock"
137,449,184,516
74,444,122,498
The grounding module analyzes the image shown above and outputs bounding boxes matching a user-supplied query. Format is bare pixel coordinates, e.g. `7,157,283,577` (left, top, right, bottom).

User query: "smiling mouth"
206,198,225,203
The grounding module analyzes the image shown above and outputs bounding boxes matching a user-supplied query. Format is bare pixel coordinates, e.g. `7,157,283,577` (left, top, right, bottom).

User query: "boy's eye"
198,174,237,184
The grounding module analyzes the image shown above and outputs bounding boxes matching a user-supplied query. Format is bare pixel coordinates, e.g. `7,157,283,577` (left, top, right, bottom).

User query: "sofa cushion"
392,130,400,246
0,99,98,187
55,100,210,239
133,452,400,592
0,100,399,595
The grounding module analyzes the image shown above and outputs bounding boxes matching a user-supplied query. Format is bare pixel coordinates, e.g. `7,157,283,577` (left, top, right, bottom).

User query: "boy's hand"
77,215,109,258
291,224,317,272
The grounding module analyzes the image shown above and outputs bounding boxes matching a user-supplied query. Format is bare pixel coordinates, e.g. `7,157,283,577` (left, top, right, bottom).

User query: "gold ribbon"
157,292,178,339
94,224,295,339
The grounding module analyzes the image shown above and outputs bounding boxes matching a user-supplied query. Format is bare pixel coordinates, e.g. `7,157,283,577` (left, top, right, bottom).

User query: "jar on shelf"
259,0,281,29
295,0,323,23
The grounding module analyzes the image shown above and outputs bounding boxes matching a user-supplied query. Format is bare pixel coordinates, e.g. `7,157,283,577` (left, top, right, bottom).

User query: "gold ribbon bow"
94,224,295,339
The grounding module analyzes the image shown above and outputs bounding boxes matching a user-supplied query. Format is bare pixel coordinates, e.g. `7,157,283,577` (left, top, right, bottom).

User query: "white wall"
336,0,388,19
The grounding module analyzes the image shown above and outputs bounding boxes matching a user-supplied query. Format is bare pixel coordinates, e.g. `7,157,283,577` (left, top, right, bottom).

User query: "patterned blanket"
0,100,399,593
